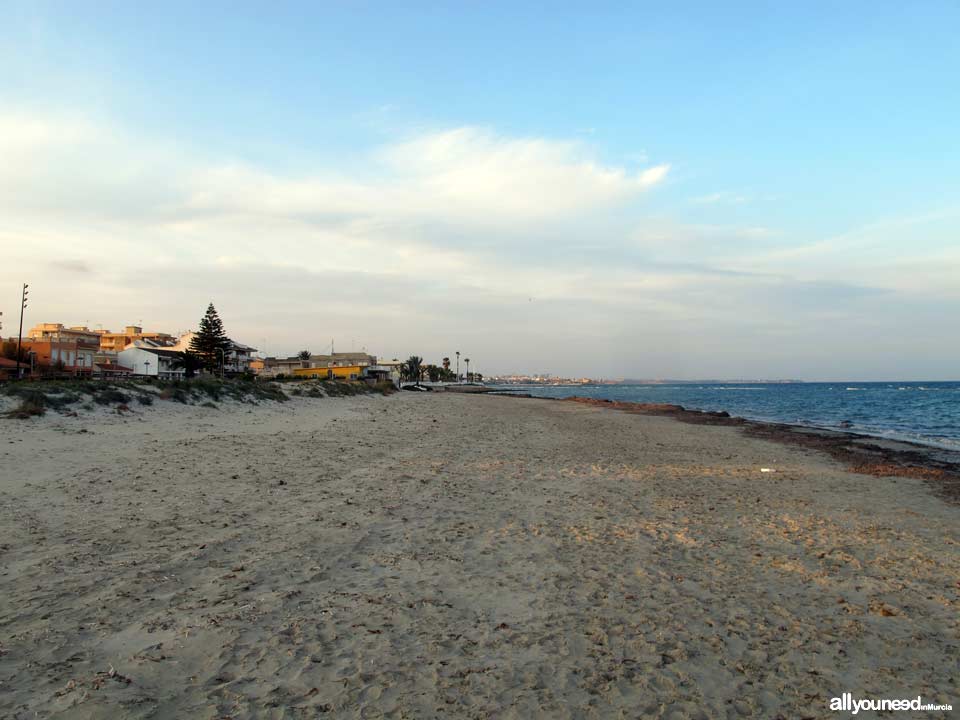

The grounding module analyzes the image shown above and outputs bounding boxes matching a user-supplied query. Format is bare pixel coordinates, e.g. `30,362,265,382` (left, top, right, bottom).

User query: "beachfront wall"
291,365,365,380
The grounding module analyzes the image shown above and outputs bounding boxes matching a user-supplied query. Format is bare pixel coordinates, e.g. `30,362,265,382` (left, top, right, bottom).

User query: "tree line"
399,356,482,383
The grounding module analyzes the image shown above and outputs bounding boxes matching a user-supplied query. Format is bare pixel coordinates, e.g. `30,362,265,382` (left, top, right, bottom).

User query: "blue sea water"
490,382,960,451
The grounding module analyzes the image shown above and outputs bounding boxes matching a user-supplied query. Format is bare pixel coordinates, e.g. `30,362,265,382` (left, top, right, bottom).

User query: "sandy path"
1,393,957,719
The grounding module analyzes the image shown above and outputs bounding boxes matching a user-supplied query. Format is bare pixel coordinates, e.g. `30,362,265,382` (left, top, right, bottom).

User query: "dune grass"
2,376,392,419
2,377,287,418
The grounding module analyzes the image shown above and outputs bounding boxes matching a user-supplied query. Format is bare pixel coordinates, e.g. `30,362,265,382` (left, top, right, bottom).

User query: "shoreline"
489,387,960,452
495,392,960,504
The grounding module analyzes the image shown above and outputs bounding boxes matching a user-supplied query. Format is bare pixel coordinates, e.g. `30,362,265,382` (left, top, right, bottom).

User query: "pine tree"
189,303,232,372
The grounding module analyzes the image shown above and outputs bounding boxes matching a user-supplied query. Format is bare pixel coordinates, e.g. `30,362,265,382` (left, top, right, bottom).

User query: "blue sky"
2,2,958,378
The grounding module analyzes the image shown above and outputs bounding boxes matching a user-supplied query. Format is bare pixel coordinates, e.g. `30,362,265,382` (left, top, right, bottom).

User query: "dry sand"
1,392,957,718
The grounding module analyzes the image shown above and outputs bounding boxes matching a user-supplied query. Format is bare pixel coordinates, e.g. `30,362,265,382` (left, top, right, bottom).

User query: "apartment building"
98,326,176,353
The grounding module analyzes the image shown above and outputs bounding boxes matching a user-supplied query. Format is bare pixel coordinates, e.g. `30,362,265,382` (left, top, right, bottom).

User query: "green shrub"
158,387,190,403
193,379,223,400
250,382,288,402
94,388,130,406
4,386,81,409
373,381,396,396
5,398,46,419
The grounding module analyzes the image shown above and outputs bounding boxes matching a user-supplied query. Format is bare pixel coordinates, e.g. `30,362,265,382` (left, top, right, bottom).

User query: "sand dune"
1,393,957,718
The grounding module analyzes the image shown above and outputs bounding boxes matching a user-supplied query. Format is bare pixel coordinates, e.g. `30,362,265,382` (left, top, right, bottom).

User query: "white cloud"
1,106,957,378
182,126,669,225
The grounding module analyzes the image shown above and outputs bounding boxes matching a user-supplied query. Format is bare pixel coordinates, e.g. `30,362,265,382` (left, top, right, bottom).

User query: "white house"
117,347,186,379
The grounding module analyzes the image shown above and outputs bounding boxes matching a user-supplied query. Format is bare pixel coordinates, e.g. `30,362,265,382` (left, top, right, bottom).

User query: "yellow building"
98,326,176,352
292,365,365,380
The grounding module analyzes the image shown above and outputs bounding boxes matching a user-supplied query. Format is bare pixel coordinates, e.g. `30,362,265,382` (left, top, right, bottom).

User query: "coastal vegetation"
288,379,395,398
398,354,475,383
0,375,389,419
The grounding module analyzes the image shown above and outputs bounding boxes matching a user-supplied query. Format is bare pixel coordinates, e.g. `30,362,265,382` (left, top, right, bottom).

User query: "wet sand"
1,392,957,718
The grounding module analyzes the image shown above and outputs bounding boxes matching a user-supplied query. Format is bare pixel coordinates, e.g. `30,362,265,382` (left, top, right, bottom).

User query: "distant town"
487,374,804,385
1,291,798,387
0,322,801,387
0,303,484,388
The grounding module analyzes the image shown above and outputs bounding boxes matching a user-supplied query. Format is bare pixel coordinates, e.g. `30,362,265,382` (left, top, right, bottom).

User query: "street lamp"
16,283,28,379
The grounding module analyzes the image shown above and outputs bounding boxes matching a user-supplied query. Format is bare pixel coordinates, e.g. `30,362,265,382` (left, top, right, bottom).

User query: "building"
257,352,377,378
98,326,176,353
117,347,186,379
291,365,367,380
365,364,402,385
27,323,102,345
16,337,98,376
225,342,258,374
256,356,309,376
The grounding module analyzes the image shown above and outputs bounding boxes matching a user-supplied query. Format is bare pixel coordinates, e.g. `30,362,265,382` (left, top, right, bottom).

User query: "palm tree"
402,356,423,384
455,351,460,381
464,358,470,383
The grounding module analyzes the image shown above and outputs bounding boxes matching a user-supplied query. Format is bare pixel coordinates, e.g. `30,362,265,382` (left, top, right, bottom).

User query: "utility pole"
456,351,460,383
16,284,28,379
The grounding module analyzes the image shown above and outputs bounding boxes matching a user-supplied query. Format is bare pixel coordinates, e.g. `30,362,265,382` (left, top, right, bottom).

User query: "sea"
489,381,960,451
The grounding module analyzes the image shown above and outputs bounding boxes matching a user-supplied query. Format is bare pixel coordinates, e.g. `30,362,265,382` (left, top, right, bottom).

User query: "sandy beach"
1,392,957,719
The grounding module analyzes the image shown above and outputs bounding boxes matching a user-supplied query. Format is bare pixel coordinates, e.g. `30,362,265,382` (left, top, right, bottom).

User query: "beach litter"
760,468,776,473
